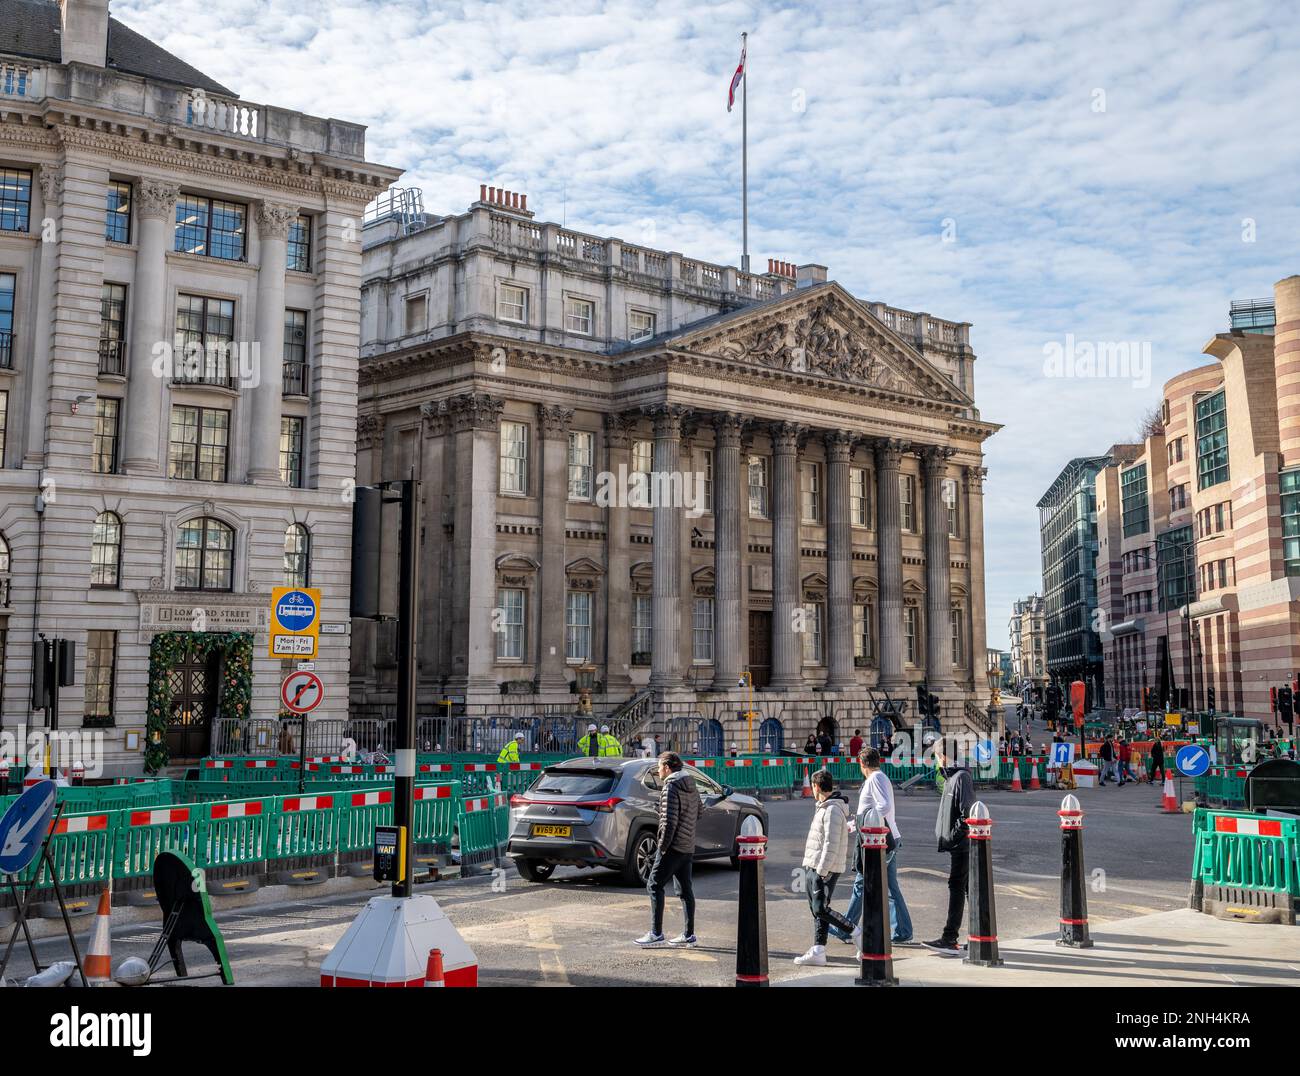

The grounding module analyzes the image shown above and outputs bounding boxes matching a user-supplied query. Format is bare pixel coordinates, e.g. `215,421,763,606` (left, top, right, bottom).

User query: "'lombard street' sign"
137,592,271,636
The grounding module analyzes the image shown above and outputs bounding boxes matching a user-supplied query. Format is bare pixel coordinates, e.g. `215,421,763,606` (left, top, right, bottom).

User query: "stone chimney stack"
1274,274,1300,465
795,263,828,288
60,0,111,68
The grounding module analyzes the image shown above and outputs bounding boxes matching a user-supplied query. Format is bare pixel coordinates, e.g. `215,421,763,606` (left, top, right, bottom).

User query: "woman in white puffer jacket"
795,770,855,966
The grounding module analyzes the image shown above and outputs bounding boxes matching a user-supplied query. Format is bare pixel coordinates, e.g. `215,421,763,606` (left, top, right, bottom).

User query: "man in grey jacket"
923,736,975,956
636,752,702,948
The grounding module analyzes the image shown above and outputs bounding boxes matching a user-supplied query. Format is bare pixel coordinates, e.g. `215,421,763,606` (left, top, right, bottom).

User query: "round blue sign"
1175,744,1210,778
973,740,995,764
0,779,58,875
275,589,317,630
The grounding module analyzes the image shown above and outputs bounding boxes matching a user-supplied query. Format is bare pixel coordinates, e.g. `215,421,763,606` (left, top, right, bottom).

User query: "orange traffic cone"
1028,758,1042,791
84,888,113,986
801,766,812,798
424,948,445,987
1160,770,1179,813
1009,759,1024,792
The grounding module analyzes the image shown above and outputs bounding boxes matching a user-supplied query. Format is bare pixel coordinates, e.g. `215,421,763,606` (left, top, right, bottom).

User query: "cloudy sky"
117,0,1300,648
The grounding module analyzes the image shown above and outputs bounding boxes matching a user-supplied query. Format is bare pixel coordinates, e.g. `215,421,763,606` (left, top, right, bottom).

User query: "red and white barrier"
210,801,264,820
415,785,452,800
1214,816,1282,837
351,790,393,808
129,807,191,827
321,894,478,988
282,795,335,812
52,814,109,835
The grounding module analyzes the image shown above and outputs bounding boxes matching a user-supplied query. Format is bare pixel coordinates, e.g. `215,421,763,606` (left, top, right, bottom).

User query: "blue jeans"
830,839,914,943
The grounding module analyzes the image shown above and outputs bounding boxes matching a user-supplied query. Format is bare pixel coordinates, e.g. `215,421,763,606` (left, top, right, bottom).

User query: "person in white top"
829,747,914,948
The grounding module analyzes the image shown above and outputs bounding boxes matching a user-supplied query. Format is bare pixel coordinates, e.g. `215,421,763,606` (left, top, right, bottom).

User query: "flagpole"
741,31,749,273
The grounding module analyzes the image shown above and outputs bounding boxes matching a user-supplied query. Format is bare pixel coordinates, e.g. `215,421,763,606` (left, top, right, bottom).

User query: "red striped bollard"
0,760,8,796
1057,793,1093,948
734,815,769,988
964,801,1002,967
855,805,897,986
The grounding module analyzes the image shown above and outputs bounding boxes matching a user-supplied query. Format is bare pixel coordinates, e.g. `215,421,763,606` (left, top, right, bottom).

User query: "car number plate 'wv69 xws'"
531,824,572,838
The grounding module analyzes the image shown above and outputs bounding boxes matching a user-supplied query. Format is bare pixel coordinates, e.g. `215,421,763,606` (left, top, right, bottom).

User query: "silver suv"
507,756,768,885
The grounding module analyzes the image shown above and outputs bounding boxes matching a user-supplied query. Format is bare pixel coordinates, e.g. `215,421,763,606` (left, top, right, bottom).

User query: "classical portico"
357,274,999,734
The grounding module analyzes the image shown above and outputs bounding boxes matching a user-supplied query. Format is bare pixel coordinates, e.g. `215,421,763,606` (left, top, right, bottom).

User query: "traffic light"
349,485,385,619
928,692,940,722
1280,686,1295,728
1272,686,1279,713
1207,686,1216,714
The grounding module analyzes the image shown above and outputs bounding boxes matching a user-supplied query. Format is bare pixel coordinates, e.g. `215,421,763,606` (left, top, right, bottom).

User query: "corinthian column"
537,404,573,693
121,179,178,475
604,414,636,694
24,166,61,465
769,421,805,690
647,404,687,690
875,438,907,692
247,201,298,483
923,447,956,689
965,464,989,693
711,413,745,690
825,430,856,690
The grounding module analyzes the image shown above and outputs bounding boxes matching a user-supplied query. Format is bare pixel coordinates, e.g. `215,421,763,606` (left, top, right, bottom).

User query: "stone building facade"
1096,277,1300,724
0,0,399,774
354,188,999,737
1008,594,1047,697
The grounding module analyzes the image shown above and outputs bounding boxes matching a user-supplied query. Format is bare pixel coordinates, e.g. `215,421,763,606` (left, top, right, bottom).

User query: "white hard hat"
601,725,610,733
514,732,524,740
588,724,598,732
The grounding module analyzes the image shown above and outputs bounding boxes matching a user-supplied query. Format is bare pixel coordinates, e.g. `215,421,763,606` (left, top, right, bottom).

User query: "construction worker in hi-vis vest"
598,724,622,757
497,733,524,765
578,723,600,757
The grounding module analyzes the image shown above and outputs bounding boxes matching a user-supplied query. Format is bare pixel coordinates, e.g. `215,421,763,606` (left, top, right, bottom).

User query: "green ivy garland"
144,631,254,773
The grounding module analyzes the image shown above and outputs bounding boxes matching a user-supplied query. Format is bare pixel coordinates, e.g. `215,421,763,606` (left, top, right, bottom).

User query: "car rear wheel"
517,858,556,882
622,829,658,886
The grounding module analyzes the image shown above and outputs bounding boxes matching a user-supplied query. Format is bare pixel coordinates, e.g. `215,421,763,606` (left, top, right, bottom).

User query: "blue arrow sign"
1051,742,1076,766
1176,744,1211,778
973,739,995,765
0,779,57,875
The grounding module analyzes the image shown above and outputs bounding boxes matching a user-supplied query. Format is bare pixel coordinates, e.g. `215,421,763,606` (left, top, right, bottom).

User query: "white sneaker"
793,945,827,967
667,933,697,947
851,925,862,950
634,932,666,947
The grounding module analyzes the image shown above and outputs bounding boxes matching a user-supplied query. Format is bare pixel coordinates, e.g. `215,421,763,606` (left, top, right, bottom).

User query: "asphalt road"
10,769,1197,988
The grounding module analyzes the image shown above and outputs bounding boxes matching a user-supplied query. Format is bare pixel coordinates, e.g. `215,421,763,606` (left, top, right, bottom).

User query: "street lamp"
575,664,597,717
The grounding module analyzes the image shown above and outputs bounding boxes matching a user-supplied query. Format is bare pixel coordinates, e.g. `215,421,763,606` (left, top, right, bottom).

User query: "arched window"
176,517,234,591
0,532,10,607
284,523,310,588
91,511,122,588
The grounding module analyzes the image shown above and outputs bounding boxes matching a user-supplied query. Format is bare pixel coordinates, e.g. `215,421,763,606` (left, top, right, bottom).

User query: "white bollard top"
968,800,990,821
1060,793,1081,813
740,815,763,837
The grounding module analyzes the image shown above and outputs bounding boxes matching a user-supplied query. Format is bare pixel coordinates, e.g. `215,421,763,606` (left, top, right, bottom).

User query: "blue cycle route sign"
274,589,317,632
0,779,58,875
1175,744,1211,778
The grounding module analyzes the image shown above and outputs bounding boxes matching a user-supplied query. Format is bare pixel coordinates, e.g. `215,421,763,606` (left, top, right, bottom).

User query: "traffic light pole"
393,478,419,899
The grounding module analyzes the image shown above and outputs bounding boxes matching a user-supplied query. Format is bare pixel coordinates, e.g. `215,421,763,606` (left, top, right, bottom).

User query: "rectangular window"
748,455,769,518
0,272,14,370
564,297,594,335
168,405,230,482
496,588,525,660
0,389,7,464
83,630,117,726
850,467,870,527
1196,390,1230,489
692,597,715,664
565,591,592,662
0,168,32,233
632,594,653,660
280,416,305,488
853,603,872,660
1282,470,1300,576
404,293,428,335
1157,525,1195,612
630,439,653,508
801,462,822,523
943,478,960,537
99,283,128,376
174,294,236,387
105,181,132,244
93,397,120,475
498,284,528,324
1120,464,1150,537
283,309,308,395
701,449,713,512
500,421,529,494
904,606,918,665
287,215,312,272
629,309,656,342
950,608,963,667
174,194,246,260
568,430,594,500
900,475,915,532
802,602,824,664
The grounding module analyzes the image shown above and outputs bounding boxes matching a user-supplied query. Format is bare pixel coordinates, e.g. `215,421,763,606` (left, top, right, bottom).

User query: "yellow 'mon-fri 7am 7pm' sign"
269,586,321,659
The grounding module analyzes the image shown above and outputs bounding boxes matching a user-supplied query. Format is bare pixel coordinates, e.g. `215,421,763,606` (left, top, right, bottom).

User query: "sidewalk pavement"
780,909,1299,987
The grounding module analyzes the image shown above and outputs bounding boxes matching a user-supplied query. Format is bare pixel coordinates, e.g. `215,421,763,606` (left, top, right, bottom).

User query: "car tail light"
510,795,529,808
573,797,623,813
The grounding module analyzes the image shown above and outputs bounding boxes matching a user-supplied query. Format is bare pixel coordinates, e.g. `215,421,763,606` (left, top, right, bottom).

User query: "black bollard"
0,760,8,796
964,801,1003,967
855,806,897,986
1057,793,1093,947
734,816,769,987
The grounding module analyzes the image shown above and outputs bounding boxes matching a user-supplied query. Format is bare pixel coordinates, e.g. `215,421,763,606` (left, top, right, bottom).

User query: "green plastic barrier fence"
413,783,459,845
1192,808,1300,898
456,791,502,863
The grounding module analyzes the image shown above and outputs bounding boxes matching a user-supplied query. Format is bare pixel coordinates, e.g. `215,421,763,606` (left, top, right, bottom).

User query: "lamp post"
576,664,596,717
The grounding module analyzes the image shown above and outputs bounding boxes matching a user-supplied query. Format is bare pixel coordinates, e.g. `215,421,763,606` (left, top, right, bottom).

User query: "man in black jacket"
636,752,702,948
924,736,975,956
